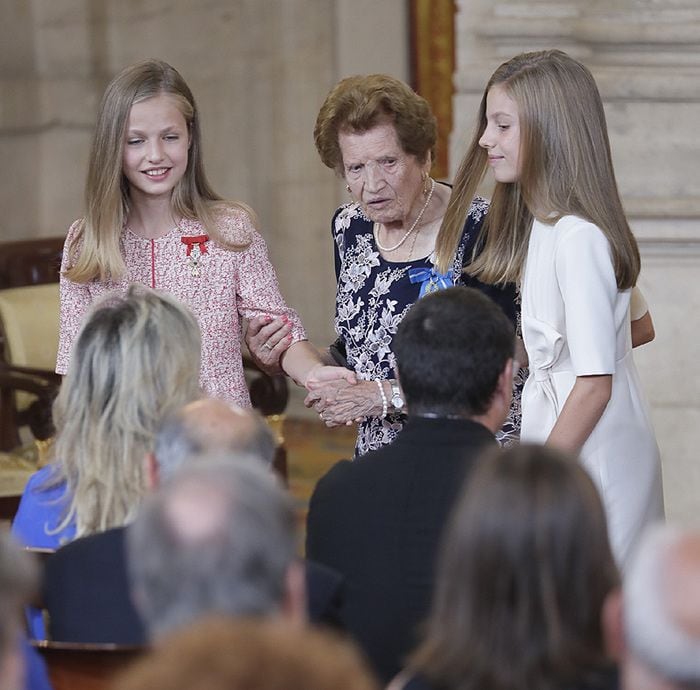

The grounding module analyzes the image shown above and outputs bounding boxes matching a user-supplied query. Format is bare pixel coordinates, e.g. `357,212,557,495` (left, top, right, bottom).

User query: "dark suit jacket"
43,526,146,644
43,527,345,643
306,416,495,683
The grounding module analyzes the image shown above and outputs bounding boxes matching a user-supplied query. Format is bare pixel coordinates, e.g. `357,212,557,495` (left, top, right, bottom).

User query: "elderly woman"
392,444,620,690
248,74,519,455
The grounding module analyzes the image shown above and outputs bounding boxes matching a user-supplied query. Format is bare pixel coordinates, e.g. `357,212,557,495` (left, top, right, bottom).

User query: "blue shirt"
11,464,74,549
11,463,75,639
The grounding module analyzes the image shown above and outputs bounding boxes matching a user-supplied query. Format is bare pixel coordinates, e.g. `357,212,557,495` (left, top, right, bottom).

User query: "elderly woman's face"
339,122,428,228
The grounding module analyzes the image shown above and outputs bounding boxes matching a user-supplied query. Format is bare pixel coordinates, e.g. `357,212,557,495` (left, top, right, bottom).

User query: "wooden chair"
244,353,289,483
31,640,145,690
0,238,63,452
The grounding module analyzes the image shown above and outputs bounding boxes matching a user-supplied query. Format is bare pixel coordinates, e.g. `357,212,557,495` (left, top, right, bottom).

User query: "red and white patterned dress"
56,208,306,407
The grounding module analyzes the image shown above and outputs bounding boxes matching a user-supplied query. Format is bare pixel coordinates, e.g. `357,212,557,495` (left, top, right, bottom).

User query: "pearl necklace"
373,178,435,252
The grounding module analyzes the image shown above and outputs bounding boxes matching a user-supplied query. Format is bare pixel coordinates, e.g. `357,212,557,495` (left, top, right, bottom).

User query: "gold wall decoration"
409,0,456,180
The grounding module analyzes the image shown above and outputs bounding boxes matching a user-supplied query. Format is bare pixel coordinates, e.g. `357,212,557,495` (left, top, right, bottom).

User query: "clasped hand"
245,315,370,426
305,377,380,427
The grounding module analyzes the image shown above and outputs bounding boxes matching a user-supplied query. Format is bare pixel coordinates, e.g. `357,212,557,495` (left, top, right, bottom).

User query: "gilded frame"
409,0,456,180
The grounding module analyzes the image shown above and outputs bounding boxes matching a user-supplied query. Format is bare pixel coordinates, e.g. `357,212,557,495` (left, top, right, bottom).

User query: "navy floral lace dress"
332,195,522,457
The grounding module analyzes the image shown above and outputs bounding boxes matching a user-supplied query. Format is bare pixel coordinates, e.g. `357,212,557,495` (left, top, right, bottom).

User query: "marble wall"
454,0,700,521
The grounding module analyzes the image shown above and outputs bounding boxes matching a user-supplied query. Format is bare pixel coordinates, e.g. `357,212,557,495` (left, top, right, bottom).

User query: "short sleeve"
234,213,306,343
555,221,617,376
56,221,94,375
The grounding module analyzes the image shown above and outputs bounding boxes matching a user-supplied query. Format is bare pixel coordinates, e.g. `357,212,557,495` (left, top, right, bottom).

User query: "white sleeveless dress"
520,215,664,567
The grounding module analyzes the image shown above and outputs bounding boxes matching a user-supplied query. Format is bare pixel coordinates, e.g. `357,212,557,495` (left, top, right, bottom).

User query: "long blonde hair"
437,50,640,288
48,285,202,538
67,59,253,283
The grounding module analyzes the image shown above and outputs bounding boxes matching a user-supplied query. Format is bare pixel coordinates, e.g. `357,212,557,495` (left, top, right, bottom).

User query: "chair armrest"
0,363,61,387
0,363,61,399
0,364,61,448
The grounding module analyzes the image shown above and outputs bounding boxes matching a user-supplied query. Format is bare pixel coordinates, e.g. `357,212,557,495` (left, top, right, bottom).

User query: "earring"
422,172,431,196
346,184,352,194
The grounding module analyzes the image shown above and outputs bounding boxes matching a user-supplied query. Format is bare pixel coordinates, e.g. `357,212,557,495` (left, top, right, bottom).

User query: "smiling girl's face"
122,93,190,203
478,84,521,184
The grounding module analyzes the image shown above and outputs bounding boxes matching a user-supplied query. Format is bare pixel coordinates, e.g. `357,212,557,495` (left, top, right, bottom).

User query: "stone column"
0,0,41,240
454,0,700,520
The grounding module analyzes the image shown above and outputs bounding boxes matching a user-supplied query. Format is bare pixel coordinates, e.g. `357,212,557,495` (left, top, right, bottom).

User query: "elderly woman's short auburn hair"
314,74,437,174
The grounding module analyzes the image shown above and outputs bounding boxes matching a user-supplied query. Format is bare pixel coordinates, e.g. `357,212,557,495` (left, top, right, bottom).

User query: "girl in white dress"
439,49,663,566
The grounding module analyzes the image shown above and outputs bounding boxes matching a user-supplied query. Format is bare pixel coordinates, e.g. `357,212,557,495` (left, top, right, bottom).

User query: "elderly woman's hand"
245,315,292,376
305,379,384,427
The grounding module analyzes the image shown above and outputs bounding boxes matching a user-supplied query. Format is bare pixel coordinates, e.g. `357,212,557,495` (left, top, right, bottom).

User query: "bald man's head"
153,399,276,484
128,457,298,640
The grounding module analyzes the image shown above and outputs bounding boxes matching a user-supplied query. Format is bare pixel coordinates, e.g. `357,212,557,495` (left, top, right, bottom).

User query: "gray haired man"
128,456,305,639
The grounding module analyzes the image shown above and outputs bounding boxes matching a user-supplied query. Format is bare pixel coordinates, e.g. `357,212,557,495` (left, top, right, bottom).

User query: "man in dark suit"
306,287,516,682
43,399,343,643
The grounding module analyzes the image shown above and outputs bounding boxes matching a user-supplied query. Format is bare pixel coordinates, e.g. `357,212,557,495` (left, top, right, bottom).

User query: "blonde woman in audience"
393,444,620,690
113,617,378,690
13,285,201,551
13,287,202,638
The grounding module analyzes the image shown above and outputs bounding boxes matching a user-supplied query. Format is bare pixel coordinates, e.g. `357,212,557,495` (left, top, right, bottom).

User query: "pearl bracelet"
375,379,388,419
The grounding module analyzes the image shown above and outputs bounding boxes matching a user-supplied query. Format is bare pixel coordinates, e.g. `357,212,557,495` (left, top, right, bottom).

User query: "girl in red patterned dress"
57,59,351,404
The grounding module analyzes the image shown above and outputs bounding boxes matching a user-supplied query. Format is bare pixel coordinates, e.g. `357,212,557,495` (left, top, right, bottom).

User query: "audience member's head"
411,444,619,690
127,457,301,640
620,524,700,690
392,286,514,429
113,617,378,690
0,530,38,690
151,398,276,485
52,284,201,538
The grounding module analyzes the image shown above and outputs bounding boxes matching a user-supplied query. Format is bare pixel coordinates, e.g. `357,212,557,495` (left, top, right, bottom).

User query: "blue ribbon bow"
408,266,454,298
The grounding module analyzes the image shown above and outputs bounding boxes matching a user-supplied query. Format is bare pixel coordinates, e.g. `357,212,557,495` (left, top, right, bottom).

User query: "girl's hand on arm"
546,374,612,455
631,311,655,348
305,362,357,388
244,315,292,375
630,285,655,347
515,336,529,369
